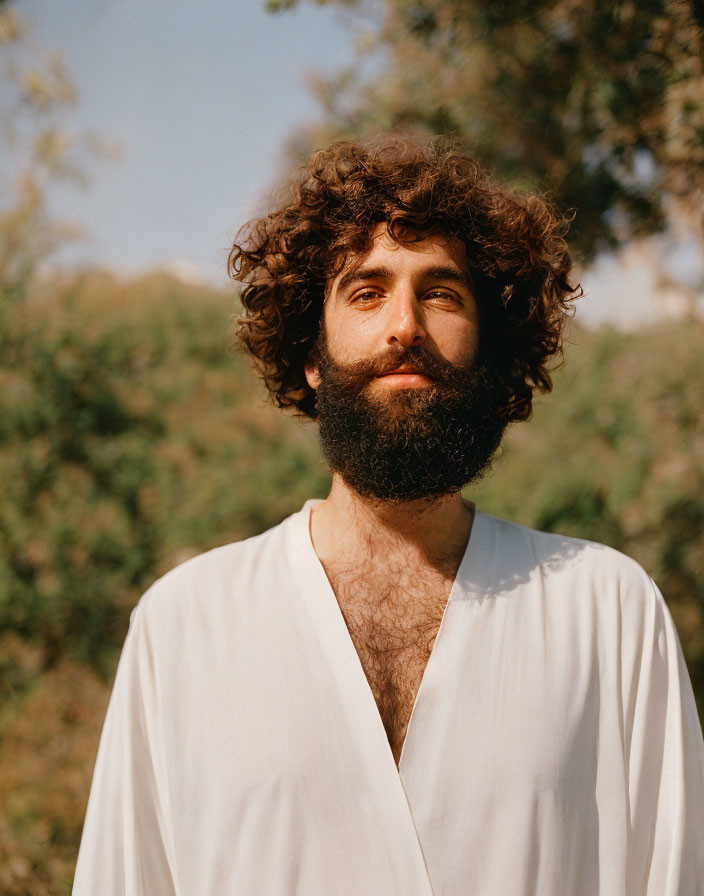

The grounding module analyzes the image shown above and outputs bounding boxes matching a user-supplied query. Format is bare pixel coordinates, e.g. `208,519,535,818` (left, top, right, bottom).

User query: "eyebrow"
337,264,474,293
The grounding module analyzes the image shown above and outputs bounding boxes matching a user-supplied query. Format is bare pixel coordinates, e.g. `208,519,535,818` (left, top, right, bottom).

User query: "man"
73,138,704,895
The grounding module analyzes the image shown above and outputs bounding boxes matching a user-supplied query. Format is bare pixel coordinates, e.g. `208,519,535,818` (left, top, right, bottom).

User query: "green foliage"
0,272,330,672
279,0,704,260
0,643,109,896
2,293,157,670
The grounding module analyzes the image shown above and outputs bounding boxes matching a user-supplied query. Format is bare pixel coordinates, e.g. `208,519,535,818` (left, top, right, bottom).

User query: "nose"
385,288,426,348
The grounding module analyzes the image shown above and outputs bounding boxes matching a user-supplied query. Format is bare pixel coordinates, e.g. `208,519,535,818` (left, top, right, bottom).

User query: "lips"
372,364,436,389
377,364,433,378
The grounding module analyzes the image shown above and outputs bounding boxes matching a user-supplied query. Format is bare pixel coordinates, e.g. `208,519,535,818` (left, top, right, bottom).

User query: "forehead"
328,223,468,286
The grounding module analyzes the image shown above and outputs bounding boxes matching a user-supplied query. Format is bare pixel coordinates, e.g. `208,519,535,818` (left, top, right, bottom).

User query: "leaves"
280,0,704,260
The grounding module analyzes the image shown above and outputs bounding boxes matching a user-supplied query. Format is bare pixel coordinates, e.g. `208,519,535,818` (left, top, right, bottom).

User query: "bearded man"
73,138,704,895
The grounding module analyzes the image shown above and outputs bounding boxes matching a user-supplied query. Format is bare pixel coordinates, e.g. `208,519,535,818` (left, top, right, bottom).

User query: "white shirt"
73,501,704,895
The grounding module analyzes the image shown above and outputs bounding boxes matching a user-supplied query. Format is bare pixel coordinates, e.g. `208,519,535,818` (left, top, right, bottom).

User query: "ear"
304,358,321,391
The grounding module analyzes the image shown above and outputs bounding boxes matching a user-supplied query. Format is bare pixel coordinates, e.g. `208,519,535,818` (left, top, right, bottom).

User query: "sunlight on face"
305,224,479,393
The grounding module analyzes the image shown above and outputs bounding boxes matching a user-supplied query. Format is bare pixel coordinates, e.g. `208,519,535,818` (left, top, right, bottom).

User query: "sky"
4,0,702,326
10,0,358,282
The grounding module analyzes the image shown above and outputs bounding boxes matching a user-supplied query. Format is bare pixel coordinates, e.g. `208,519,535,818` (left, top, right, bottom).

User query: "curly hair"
228,136,581,422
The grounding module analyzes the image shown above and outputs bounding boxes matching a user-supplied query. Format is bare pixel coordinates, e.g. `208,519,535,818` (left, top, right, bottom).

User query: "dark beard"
314,340,509,502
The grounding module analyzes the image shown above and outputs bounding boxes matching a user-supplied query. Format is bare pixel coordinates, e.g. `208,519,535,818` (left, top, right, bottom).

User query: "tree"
273,0,704,261
0,4,111,302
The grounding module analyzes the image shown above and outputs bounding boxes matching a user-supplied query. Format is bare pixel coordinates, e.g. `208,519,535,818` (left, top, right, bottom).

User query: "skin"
305,223,481,575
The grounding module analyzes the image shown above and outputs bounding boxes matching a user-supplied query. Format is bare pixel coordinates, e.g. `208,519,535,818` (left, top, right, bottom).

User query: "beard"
314,339,509,503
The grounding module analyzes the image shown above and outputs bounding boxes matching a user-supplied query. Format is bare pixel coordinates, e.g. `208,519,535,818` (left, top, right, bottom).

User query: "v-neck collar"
290,498,494,764
284,499,496,895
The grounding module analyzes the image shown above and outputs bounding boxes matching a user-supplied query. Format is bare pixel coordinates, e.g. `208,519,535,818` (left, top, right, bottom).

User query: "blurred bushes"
0,641,109,896
1,297,161,670
0,271,702,893
0,272,330,675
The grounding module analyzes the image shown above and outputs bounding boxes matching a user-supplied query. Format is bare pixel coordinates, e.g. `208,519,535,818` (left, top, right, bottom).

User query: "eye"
424,289,462,306
350,287,383,304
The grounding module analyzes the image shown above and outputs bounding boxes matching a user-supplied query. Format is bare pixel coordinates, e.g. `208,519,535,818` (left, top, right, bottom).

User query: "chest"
328,566,452,766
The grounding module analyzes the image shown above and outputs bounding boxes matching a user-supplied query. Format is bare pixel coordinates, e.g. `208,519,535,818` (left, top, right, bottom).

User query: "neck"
310,473,474,573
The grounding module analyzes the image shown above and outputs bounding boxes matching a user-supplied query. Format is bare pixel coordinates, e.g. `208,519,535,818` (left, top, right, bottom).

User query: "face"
303,225,508,503
305,224,479,394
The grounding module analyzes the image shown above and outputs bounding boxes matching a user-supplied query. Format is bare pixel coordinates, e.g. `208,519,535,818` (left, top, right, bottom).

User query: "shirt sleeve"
72,604,179,896
624,578,704,894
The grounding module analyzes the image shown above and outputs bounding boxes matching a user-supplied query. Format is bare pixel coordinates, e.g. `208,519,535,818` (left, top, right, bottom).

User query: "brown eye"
351,289,382,303
425,290,461,305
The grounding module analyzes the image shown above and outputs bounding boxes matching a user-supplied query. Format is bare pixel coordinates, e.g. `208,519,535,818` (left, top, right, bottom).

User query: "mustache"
317,344,475,389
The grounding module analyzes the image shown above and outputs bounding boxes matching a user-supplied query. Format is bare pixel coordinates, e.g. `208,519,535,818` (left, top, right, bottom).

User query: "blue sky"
14,0,357,282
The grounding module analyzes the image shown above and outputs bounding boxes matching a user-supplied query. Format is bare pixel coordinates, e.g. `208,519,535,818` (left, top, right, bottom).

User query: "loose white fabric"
73,501,704,895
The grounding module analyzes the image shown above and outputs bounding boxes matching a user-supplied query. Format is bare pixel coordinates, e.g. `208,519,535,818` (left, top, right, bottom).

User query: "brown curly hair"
228,136,581,422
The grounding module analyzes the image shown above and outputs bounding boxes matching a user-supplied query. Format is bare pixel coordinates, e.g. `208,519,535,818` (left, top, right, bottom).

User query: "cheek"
435,318,479,364
324,311,378,360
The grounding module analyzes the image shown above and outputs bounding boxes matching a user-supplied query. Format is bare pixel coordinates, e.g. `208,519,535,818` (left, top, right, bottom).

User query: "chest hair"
323,556,455,765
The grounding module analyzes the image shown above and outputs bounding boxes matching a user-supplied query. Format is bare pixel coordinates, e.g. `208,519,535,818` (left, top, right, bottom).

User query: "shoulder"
479,512,661,615
132,511,297,631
